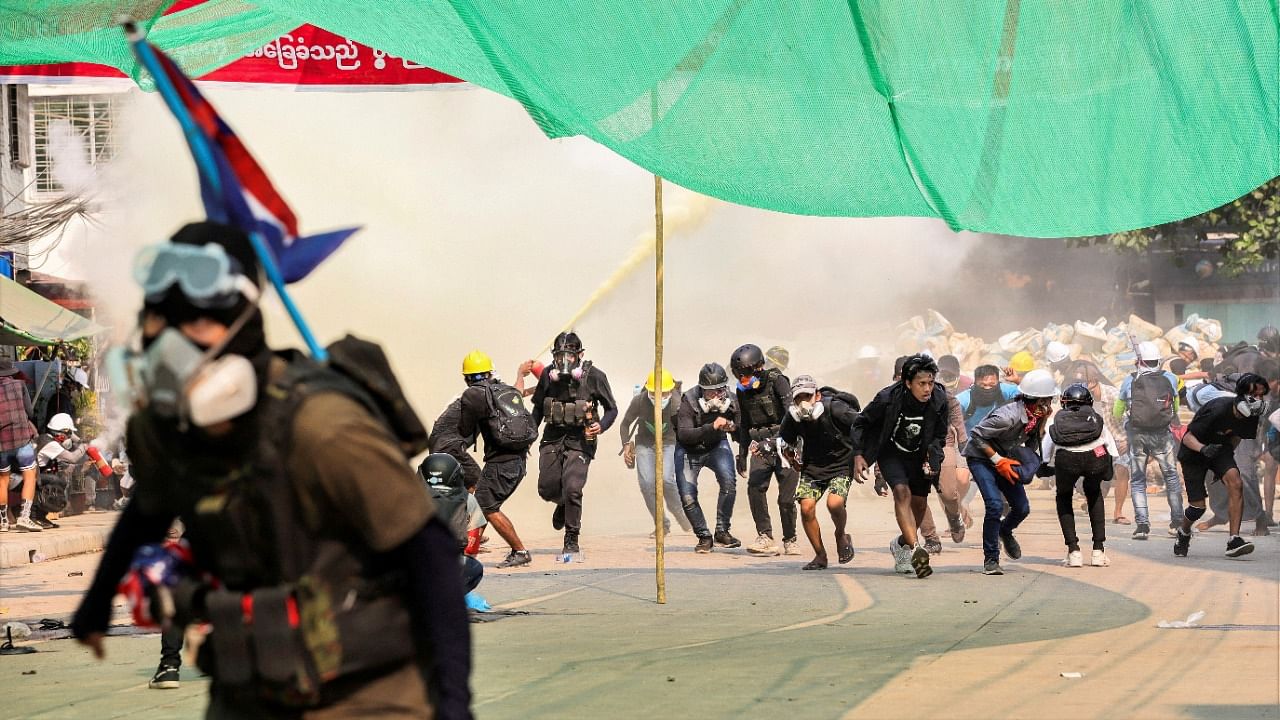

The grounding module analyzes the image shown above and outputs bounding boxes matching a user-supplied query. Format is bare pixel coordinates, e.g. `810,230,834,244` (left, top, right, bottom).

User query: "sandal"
837,534,855,564
1113,515,1131,525
803,557,828,571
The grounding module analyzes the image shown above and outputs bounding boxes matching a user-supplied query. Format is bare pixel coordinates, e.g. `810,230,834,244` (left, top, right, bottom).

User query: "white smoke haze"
62,86,986,535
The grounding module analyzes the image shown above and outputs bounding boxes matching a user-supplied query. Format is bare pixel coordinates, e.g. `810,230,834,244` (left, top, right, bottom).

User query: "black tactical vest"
739,369,784,432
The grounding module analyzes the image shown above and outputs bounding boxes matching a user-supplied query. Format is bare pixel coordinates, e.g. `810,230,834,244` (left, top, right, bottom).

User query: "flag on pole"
128,31,357,283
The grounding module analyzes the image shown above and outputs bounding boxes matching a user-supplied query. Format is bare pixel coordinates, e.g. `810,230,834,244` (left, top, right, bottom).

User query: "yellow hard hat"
644,368,676,393
462,350,494,375
1009,351,1036,373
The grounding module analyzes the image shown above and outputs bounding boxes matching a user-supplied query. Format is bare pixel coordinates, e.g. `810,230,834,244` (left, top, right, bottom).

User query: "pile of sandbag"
893,309,1224,386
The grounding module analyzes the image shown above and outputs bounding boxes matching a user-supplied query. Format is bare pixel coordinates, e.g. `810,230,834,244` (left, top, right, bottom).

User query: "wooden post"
653,173,667,604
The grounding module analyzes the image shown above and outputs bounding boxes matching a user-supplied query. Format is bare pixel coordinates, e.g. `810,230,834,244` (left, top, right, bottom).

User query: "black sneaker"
1132,523,1150,540
1224,536,1255,558
983,559,1003,575
924,537,943,556
497,550,532,568
562,533,580,555
911,545,933,579
713,530,741,548
551,504,566,531
34,517,58,529
149,665,180,689
999,531,1022,560
694,536,713,554
1173,529,1191,557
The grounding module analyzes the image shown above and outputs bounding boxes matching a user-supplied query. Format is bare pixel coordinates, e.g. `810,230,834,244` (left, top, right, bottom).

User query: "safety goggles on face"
134,242,259,309
702,386,729,401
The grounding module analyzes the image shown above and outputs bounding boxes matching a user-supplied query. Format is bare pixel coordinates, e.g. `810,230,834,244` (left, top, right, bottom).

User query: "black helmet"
730,344,764,378
1259,325,1280,353
698,362,729,389
1061,382,1093,407
418,453,464,489
553,331,584,354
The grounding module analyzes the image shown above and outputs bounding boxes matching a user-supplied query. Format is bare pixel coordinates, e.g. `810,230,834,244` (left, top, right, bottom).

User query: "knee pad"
1184,505,1206,523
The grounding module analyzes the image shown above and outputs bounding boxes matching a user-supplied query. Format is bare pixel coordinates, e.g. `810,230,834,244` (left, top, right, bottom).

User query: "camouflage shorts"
795,474,852,501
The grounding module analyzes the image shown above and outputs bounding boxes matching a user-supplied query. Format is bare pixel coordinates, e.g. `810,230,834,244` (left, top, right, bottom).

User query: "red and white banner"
0,24,462,91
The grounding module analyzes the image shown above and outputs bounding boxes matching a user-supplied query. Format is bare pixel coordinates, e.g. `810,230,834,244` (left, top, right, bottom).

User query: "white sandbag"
924,309,954,337
1128,314,1164,341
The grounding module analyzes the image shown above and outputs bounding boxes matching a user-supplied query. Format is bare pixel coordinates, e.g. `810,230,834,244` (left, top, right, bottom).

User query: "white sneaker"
14,515,42,532
782,539,802,556
0,511,8,533
890,539,913,574
1091,549,1110,567
747,533,779,556
1064,550,1083,568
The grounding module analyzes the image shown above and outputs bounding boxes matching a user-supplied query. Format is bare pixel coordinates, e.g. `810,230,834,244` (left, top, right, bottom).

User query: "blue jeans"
967,457,1031,563
635,443,690,531
675,439,737,538
1127,429,1184,527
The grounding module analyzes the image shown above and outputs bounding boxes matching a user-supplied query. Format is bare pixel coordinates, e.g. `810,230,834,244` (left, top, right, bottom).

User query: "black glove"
736,455,748,475
1199,443,1224,460
1035,463,1056,479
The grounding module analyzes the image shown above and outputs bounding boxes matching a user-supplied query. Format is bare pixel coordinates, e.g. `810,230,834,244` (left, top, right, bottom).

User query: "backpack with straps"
1128,371,1176,430
1050,405,1104,446
484,380,538,451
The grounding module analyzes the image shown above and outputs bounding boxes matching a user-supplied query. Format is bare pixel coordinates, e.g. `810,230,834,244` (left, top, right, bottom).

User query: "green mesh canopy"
2,0,1277,237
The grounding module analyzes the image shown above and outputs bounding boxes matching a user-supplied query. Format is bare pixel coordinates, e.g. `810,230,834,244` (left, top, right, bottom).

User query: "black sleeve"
457,391,484,441
592,370,619,432
72,499,174,638
530,373,549,426
927,394,949,470
676,396,719,447
849,395,885,456
619,394,643,444
779,415,799,446
397,517,473,720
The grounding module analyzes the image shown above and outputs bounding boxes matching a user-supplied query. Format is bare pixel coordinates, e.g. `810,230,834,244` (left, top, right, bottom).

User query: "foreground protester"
71,222,471,719
0,359,41,533
458,350,538,567
1042,384,1116,567
965,369,1057,575
1174,373,1271,559
732,343,800,556
851,354,949,579
420,453,486,594
676,363,741,552
619,369,690,536
779,376,860,570
1118,341,1184,540
530,332,618,557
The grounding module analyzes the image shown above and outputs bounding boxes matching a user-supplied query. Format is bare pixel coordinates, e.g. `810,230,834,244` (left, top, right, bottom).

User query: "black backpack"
1128,371,1176,430
1050,405,1104,446
485,381,538,451
427,485,470,552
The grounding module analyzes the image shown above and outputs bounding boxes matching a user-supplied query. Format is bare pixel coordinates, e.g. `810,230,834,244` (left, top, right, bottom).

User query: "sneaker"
983,559,1004,575
1064,550,1083,568
551,504,566,531
923,537,943,556
562,533,580,555
1132,523,1150,540
1224,536,1255,558
910,545,933,579
1090,549,1110,567
713,530,741,548
14,516,42,532
1173,529,1191,557
948,516,966,543
497,549,532,568
694,536,714,553
999,531,1021,560
782,539,802,556
34,517,58,529
149,665,180,689
1166,525,1179,537
747,533,779,556
890,539,913,574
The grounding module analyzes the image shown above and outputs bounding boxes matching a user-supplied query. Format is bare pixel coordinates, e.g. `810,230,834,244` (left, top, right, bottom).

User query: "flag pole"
653,173,667,605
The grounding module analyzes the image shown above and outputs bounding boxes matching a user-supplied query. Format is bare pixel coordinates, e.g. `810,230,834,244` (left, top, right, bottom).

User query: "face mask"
549,353,583,381
646,392,671,410
788,399,825,422
1236,395,1264,417
737,375,761,392
699,393,729,413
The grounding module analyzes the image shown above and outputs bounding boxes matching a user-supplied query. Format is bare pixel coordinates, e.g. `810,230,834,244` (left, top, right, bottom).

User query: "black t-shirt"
891,396,927,454
1182,396,1258,456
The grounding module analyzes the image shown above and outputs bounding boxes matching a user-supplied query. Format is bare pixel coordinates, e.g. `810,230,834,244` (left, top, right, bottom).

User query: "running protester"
1173,373,1271,559
779,375,861,571
965,369,1057,575
731,343,800,557
618,369,690,536
1042,383,1117,568
850,354,949,579
1116,341,1184,540
956,365,1020,434
675,363,741,553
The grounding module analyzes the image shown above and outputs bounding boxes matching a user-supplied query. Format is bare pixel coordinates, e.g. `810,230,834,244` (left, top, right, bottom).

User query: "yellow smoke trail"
536,189,715,356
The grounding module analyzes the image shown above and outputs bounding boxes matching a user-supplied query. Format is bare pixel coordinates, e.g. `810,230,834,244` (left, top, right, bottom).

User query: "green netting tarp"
2,1,1277,237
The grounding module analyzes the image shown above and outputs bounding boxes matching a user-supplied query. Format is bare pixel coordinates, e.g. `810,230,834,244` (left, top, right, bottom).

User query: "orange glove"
993,456,1022,484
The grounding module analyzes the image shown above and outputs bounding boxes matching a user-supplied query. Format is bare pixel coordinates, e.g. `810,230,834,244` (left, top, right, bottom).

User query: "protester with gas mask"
619,369,689,537
675,362,741,553
71,222,471,719
779,375,861,570
964,368,1057,576
731,343,800,557
1174,373,1271,559
850,354,950,579
529,331,617,557
457,350,537,568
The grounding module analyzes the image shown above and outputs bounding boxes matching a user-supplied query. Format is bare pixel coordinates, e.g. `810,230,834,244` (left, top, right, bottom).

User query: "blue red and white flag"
128,33,357,283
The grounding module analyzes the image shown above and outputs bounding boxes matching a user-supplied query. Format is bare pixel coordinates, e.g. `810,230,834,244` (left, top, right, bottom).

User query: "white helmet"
47,412,75,433
1176,337,1200,356
1136,341,1161,364
857,345,880,360
1045,341,1070,364
1017,369,1059,399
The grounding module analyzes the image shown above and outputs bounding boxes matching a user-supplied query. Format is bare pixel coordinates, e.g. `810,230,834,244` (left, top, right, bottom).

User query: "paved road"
2,487,1277,719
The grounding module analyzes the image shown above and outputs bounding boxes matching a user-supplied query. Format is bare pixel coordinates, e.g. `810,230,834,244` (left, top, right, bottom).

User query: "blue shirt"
1119,371,1180,405
956,382,1020,433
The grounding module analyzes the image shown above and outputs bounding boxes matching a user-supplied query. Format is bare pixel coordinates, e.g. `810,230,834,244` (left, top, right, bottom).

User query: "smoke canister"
86,446,114,477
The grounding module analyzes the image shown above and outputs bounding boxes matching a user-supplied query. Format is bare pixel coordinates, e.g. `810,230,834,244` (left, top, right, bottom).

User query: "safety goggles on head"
134,242,259,309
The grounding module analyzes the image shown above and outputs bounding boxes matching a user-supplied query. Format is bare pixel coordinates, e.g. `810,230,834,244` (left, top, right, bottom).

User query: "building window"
29,93,118,196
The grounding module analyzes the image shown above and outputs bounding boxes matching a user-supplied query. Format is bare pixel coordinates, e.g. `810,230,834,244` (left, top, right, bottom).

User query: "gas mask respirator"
698,389,730,414
549,352,583,382
788,398,825,422
1235,395,1264,418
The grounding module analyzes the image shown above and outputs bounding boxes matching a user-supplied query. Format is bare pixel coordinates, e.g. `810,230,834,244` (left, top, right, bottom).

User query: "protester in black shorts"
1174,373,1270,559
